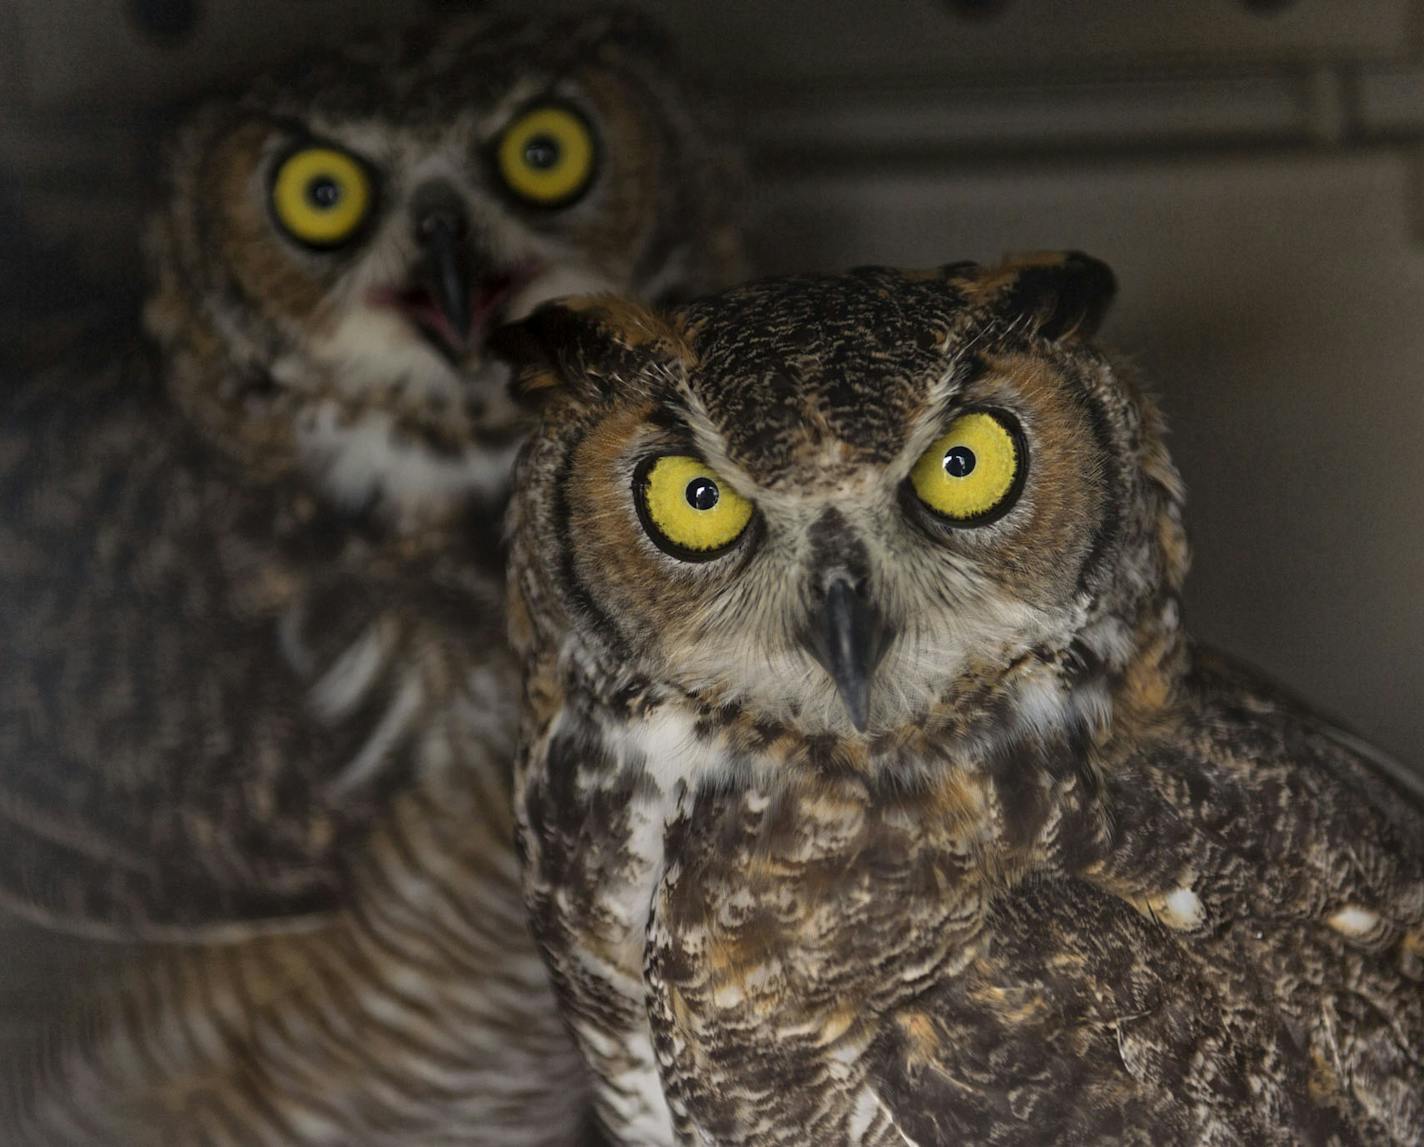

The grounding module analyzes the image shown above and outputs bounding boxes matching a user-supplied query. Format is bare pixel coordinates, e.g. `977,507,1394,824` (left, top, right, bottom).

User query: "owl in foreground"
498,255,1424,1145
0,9,738,1143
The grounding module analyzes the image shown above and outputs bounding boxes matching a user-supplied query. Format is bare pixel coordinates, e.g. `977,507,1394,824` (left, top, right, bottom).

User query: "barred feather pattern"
13,754,589,1146
0,355,590,1144
519,661,1424,1146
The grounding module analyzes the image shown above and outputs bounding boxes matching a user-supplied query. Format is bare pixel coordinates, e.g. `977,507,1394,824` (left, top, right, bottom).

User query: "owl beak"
804,575,893,733
415,209,473,345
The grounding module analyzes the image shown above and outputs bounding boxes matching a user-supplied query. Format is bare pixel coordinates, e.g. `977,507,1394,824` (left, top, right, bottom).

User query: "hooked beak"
380,181,533,361
415,208,472,345
803,576,893,732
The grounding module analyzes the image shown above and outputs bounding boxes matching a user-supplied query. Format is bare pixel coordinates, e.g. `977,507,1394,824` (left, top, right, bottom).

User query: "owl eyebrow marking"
899,341,998,482
644,400,690,434
918,327,997,430
490,75,591,139
261,117,380,173
263,114,324,144
930,352,989,419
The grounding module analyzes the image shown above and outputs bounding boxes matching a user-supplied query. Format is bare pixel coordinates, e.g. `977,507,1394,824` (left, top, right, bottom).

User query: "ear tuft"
981,251,1117,342
488,295,687,408
485,306,576,407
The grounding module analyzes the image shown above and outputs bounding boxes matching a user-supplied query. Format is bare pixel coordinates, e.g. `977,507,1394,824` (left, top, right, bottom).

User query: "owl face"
502,257,1188,742
147,12,739,521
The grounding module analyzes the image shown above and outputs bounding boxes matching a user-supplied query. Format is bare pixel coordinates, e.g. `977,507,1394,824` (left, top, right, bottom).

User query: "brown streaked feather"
503,259,1424,1144
1,355,341,933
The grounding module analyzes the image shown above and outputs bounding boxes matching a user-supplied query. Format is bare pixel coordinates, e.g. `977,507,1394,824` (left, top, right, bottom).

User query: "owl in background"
497,256,1422,1144
147,4,740,530
0,7,741,1143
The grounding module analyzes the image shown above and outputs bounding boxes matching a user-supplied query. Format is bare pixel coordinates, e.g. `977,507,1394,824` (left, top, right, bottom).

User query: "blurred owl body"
0,10,739,1143
499,260,1424,1144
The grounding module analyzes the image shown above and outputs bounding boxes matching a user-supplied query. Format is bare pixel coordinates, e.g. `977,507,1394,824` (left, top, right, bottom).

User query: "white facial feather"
262,113,627,518
295,398,520,516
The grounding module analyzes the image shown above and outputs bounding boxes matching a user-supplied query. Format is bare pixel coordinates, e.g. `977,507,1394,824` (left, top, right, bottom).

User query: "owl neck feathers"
544,586,1188,800
143,267,521,539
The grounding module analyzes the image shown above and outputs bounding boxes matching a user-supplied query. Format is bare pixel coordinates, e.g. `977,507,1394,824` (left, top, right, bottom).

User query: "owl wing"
1190,645,1424,812
862,876,1325,1144
864,652,1423,1144
0,356,493,939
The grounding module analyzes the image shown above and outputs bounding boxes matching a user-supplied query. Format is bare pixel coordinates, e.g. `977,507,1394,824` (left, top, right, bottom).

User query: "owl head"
499,256,1191,757
145,9,741,527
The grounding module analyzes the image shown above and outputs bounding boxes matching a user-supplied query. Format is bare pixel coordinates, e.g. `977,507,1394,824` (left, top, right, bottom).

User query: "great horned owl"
497,257,1423,1145
0,9,740,1144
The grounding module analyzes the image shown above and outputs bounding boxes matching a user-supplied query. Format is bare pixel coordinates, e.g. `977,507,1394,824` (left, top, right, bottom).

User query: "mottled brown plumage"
498,257,1424,1144
0,8,740,1143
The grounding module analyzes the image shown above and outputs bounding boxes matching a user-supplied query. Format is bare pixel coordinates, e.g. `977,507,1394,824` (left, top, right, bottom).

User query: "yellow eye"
270,146,373,247
909,410,1025,524
496,104,597,207
636,455,755,560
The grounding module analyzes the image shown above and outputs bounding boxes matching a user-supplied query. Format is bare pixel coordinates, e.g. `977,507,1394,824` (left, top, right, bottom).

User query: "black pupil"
524,136,561,170
685,478,719,512
944,446,977,478
306,176,342,210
